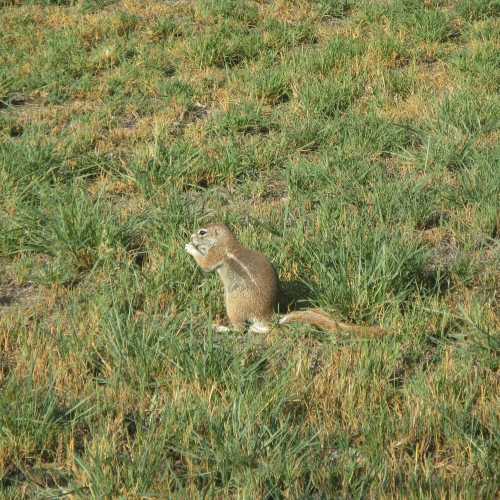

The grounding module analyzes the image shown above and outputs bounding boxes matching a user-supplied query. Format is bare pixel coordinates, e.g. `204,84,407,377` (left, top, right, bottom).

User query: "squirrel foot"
213,323,231,333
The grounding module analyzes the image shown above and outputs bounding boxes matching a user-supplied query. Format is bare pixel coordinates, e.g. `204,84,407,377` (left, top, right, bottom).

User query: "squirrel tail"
279,309,386,337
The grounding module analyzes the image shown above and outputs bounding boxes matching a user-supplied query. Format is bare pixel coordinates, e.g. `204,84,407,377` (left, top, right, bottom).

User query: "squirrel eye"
198,229,207,236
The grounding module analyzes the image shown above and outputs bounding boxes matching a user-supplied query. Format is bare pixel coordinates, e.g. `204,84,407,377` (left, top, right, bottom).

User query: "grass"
0,0,499,497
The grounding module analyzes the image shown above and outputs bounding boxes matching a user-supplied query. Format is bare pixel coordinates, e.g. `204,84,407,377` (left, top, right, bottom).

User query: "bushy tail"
279,309,386,337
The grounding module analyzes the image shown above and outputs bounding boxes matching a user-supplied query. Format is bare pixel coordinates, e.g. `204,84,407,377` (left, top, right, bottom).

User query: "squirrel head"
189,223,238,262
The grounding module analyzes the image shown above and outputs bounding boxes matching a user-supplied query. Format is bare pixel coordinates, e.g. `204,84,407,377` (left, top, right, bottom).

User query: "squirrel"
185,224,385,336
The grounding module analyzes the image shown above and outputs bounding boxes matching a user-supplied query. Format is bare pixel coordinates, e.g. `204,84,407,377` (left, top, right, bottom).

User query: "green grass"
1,0,499,497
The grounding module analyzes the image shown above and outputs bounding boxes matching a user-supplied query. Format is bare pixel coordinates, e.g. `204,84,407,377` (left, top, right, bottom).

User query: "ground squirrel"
185,224,385,336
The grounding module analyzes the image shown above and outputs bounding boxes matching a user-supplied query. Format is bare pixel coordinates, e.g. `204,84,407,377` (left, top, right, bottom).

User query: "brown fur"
279,309,385,337
185,224,385,336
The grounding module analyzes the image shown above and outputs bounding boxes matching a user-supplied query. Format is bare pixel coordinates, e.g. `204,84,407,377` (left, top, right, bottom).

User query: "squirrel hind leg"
248,321,271,334
214,324,231,333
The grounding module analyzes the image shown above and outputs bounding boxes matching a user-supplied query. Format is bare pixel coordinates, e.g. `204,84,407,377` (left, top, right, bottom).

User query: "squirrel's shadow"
277,280,317,314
